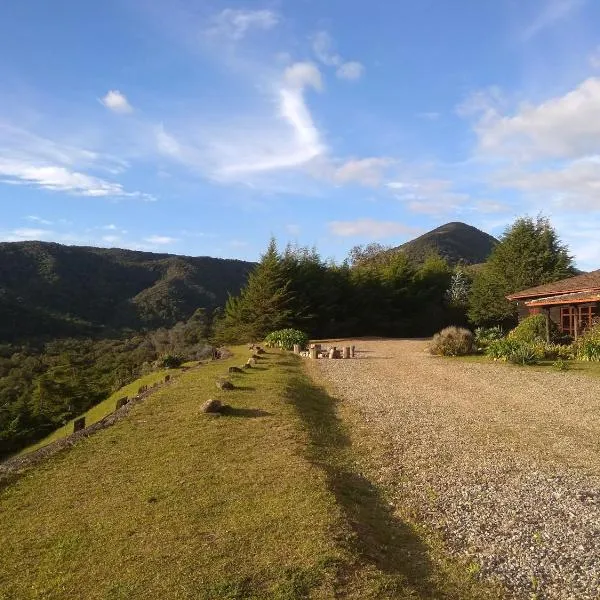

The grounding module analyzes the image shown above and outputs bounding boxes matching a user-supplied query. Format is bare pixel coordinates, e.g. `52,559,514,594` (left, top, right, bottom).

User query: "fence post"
73,417,86,432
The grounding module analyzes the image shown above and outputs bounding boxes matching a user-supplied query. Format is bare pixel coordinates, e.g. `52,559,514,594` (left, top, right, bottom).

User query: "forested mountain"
396,222,498,265
0,241,253,343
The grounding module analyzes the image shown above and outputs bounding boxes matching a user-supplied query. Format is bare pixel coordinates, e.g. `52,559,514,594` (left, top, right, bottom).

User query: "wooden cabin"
506,270,600,340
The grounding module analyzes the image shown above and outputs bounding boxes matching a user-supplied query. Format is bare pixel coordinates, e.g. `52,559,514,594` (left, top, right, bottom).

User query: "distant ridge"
0,241,254,343
395,222,498,266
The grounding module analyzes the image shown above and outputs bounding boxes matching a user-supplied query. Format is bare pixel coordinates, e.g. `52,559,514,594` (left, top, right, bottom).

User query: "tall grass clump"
429,326,474,356
474,326,504,352
574,320,600,361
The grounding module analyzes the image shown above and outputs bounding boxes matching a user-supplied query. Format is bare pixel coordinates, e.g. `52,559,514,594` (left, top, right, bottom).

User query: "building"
506,270,600,340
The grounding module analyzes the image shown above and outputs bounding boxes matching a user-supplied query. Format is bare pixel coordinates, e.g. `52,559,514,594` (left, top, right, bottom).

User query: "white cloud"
206,8,278,40
8,228,54,240
329,219,417,239
312,30,365,81
26,215,53,225
0,123,153,200
387,178,470,216
332,157,392,186
144,235,177,245
156,124,181,157
589,46,600,69
100,90,133,114
336,61,364,81
217,62,325,176
312,31,342,67
521,0,585,40
471,78,600,161
102,235,120,244
0,159,130,197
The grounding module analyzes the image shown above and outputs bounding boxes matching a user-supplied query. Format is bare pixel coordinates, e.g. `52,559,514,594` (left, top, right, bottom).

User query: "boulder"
201,399,223,413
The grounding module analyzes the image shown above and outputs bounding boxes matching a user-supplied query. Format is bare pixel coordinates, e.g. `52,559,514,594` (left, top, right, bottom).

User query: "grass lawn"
451,353,600,377
0,348,505,600
22,368,189,455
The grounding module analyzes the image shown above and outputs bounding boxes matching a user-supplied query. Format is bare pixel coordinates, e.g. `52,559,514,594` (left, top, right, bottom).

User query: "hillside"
396,222,498,265
0,348,504,599
0,241,254,343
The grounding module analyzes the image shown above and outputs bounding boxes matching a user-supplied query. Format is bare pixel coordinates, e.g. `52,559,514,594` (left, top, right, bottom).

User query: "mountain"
396,222,498,266
0,241,254,343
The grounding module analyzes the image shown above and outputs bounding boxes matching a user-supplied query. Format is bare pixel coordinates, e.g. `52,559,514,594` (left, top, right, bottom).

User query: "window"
560,304,598,336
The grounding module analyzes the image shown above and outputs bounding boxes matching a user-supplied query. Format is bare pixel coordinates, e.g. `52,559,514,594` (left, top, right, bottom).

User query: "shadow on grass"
231,385,256,392
285,376,448,599
221,407,272,418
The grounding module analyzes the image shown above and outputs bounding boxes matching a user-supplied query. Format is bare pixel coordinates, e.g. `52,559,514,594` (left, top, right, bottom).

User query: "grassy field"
22,368,189,454
0,348,505,599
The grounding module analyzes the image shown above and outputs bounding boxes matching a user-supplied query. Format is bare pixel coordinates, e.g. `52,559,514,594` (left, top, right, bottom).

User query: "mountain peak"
395,222,497,266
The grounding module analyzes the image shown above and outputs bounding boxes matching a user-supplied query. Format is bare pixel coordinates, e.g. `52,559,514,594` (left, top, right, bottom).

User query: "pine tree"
468,216,575,325
214,239,293,343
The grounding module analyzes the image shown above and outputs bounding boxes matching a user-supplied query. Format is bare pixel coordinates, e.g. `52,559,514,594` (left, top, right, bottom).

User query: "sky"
1,0,600,269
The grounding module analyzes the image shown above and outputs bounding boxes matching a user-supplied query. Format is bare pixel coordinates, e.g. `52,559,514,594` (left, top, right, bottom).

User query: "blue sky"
1,0,600,268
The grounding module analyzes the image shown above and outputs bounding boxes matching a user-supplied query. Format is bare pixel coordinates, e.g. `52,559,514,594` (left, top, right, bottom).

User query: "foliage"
508,314,551,343
446,267,472,307
0,241,252,343
507,343,540,366
468,216,575,326
264,329,309,351
553,358,570,371
0,315,215,458
474,326,504,352
429,326,474,356
158,354,184,369
574,321,600,362
214,239,293,344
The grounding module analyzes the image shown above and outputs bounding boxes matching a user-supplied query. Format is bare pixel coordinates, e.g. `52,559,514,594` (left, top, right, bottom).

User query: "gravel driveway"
310,339,600,600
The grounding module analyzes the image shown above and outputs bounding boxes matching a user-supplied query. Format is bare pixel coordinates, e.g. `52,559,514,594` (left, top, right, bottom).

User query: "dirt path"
310,339,600,600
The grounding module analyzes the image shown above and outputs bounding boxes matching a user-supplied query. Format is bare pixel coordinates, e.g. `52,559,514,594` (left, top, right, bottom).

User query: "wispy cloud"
144,235,178,245
312,30,365,81
26,215,53,225
329,219,418,239
206,8,278,40
522,0,585,40
100,90,133,114
0,122,154,200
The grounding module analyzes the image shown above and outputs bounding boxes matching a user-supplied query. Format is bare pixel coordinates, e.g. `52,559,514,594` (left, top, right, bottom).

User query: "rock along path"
311,339,600,600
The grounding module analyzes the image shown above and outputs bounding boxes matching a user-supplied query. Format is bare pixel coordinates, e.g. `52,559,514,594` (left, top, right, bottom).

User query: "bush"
474,326,504,352
574,322,600,361
508,314,552,343
264,328,309,351
508,343,540,366
553,358,570,371
429,326,474,356
158,354,184,369
485,338,521,360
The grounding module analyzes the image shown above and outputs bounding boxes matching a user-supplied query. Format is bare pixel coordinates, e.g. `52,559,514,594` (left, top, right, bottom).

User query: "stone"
293,344,300,354
343,346,351,359
309,347,318,359
247,358,256,366
201,399,223,414
115,397,128,410
243,363,252,369
164,374,171,382
256,348,266,354
216,379,235,391
73,417,86,432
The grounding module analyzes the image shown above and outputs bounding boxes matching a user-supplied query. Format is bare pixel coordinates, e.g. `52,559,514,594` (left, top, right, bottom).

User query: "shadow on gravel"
285,375,449,599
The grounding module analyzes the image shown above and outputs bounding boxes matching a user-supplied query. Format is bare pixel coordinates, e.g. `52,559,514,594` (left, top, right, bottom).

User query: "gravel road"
311,339,600,600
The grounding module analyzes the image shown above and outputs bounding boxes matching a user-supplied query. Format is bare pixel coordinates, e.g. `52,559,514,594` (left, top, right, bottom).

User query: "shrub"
574,322,600,361
264,328,309,351
429,326,474,356
158,354,184,369
553,358,570,371
474,326,504,352
508,314,552,343
508,343,540,366
485,338,522,360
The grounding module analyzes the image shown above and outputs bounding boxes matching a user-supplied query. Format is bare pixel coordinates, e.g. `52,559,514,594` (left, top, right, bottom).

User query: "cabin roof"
507,270,600,301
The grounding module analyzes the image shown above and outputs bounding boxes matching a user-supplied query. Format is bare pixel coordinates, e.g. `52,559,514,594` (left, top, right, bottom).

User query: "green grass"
0,349,506,599
22,368,189,454
450,353,600,377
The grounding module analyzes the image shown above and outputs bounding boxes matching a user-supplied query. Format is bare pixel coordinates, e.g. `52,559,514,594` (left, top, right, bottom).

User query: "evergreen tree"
468,216,575,325
214,239,293,343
